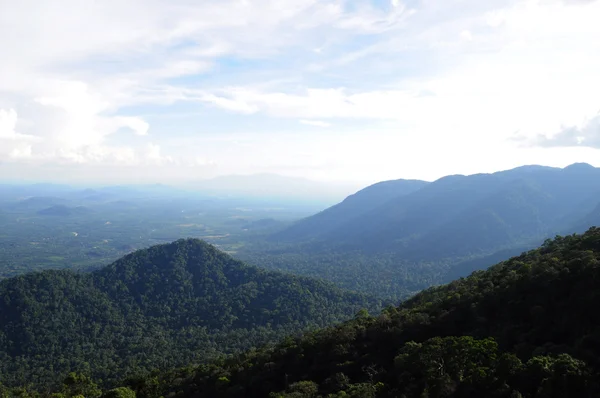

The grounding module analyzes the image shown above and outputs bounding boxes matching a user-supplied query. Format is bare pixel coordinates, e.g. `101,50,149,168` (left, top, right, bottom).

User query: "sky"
1,0,600,186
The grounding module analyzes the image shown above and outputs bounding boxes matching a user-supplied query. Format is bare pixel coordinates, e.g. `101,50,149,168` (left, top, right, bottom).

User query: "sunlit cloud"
0,0,599,184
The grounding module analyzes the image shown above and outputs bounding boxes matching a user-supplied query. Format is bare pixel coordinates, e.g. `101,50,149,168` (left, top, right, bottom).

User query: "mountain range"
275,163,600,256
275,178,429,241
247,163,600,298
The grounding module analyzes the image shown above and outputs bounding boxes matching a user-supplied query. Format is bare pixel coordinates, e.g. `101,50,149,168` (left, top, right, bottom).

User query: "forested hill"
0,239,379,387
117,227,600,397
250,163,600,300
274,178,428,242
275,163,600,257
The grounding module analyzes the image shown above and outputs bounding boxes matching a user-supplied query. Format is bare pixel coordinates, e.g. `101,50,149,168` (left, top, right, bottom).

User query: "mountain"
569,202,600,235
37,204,93,216
278,164,600,255
254,164,600,299
108,227,600,397
0,184,74,203
274,179,429,242
0,239,379,387
324,164,600,253
13,196,69,210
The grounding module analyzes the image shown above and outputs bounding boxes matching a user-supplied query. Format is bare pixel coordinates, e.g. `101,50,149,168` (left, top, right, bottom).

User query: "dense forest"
3,227,600,397
274,179,429,241
132,226,600,397
274,164,600,252
245,164,600,299
0,239,379,388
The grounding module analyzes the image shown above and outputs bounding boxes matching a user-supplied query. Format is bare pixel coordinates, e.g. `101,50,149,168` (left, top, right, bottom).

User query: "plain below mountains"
0,239,380,387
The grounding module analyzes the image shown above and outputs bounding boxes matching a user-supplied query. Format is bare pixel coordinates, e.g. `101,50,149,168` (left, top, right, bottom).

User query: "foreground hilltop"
0,239,379,387
136,227,600,397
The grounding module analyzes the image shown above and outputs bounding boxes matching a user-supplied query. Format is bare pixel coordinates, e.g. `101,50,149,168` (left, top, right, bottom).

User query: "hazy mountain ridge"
277,163,600,259
238,163,600,299
274,179,429,242
37,205,94,216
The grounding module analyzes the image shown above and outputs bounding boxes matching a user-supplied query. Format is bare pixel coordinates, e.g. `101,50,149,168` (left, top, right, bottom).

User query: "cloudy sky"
1,0,600,185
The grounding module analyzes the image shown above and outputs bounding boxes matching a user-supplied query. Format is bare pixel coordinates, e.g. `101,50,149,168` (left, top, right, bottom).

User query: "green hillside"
249,164,600,299
278,164,600,257
107,227,600,398
0,239,379,388
275,179,428,242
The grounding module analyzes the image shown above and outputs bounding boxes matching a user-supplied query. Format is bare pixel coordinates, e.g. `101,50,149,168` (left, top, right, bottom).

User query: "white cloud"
529,112,600,148
192,156,217,167
0,108,38,142
9,145,32,160
300,120,332,128
198,87,423,119
0,108,41,161
114,117,150,136
1,0,600,183
199,93,260,114
192,0,600,147
145,143,174,165
460,30,473,41
0,109,17,138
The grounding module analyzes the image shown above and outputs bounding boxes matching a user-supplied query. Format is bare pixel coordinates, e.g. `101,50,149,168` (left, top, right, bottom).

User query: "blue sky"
1,0,600,186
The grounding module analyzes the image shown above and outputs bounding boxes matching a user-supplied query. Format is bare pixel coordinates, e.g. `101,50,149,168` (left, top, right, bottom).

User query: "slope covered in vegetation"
0,239,379,387
107,227,600,397
249,164,600,299
275,179,428,242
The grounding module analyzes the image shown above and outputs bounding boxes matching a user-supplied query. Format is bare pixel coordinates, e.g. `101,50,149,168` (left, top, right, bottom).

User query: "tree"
62,373,101,398
101,387,136,398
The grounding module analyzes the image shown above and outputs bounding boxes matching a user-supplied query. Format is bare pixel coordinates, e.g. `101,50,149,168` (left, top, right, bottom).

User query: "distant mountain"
37,205,93,216
274,179,429,242
248,163,600,299
187,173,361,204
0,239,379,387
0,184,74,202
68,188,115,203
569,202,600,234
278,163,600,259
243,218,285,231
13,196,69,210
